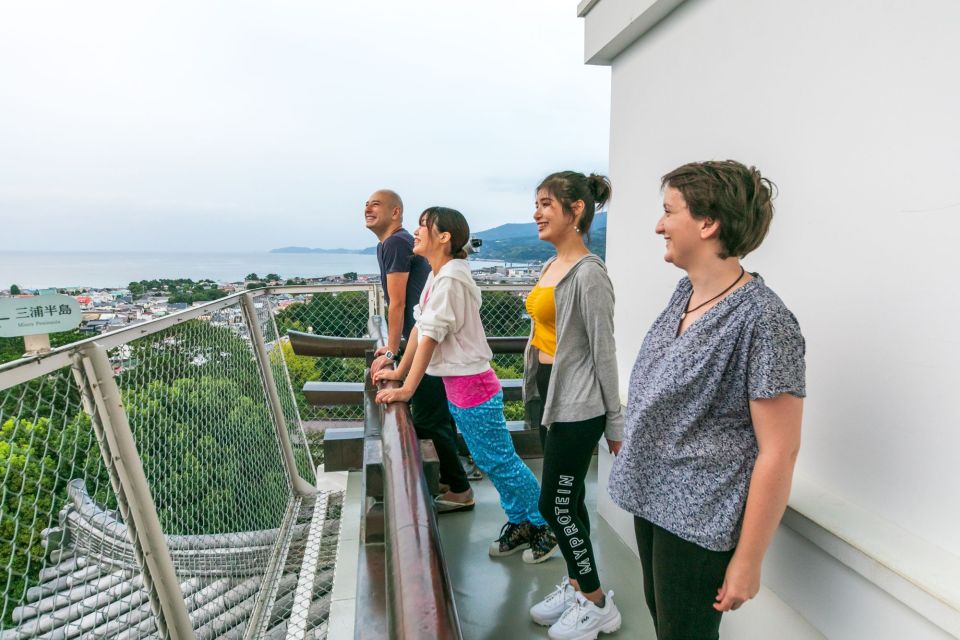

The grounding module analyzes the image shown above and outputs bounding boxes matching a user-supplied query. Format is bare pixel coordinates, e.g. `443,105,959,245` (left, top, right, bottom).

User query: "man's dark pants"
410,373,471,493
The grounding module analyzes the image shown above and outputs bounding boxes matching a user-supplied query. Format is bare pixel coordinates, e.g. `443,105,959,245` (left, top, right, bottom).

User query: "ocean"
0,251,508,290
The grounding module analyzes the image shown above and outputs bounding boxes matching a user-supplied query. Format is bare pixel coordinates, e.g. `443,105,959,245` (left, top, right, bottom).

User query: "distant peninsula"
271,246,377,254
270,213,606,261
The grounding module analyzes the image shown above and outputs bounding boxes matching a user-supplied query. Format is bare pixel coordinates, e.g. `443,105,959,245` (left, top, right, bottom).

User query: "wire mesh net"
0,363,126,638
0,285,365,639
110,307,292,539
253,491,342,640
251,295,316,485
271,289,375,462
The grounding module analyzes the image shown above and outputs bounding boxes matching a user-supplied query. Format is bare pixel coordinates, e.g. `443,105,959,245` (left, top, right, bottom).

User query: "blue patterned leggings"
447,391,546,526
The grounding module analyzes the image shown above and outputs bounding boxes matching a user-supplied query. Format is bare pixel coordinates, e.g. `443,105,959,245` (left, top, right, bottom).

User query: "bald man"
364,189,474,511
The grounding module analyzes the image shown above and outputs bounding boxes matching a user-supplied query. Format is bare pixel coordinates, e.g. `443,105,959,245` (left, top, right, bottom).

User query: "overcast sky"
0,1,610,252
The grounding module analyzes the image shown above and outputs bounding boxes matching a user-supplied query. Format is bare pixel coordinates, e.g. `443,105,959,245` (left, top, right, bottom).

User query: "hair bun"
587,173,612,209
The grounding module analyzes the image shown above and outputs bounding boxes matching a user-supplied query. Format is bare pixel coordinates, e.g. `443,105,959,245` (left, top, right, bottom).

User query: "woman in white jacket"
375,206,558,563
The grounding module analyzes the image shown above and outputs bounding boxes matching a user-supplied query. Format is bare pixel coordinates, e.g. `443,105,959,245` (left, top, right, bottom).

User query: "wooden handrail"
377,383,463,639
287,330,377,357
486,335,527,354
353,315,462,638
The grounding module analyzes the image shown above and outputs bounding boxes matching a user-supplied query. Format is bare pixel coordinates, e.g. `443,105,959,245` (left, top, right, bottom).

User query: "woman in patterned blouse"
608,160,806,640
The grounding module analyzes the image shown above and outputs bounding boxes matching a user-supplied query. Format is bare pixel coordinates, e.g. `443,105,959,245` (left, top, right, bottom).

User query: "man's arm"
385,271,409,354
714,393,803,612
374,328,432,404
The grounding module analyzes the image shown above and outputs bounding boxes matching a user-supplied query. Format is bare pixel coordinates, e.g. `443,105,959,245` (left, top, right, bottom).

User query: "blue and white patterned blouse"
608,274,806,551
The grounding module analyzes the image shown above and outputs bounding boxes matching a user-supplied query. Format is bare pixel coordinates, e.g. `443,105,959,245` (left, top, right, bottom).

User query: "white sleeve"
417,278,463,344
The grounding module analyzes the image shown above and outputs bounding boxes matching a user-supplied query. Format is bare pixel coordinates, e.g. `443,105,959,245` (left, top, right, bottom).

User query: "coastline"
0,250,534,290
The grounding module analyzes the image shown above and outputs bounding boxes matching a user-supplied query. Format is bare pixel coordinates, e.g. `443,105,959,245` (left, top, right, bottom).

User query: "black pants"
410,373,470,493
633,517,734,640
536,363,606,593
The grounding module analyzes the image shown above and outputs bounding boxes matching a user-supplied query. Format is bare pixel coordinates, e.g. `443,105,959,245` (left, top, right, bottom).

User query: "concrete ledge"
326,470,362,640
579,0,688,65
304,381,364,406
785,478,960,638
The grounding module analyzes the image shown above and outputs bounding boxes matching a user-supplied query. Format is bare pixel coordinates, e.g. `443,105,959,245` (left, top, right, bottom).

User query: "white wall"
600,0,960,563
586,0,960,636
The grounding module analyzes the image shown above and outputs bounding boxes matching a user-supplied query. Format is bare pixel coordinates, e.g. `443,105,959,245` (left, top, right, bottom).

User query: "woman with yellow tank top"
524,171,625,640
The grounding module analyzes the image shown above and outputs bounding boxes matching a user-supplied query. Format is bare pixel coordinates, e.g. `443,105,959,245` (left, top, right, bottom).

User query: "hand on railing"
373,368,414,404
370,354,393,378
375,385,413,405
373,367,402,384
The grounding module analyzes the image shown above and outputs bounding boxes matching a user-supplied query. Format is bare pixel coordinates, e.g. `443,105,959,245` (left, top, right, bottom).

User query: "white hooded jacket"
414,259,493,378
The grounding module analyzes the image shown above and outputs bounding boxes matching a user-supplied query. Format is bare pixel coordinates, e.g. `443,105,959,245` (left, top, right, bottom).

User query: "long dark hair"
419,207,471,259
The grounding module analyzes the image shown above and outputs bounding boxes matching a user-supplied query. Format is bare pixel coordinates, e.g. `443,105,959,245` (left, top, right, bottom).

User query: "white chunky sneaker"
530,576,577,626
547,591,622,640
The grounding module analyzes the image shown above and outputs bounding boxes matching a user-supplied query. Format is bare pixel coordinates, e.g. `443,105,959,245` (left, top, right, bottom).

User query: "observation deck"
0,282,648,640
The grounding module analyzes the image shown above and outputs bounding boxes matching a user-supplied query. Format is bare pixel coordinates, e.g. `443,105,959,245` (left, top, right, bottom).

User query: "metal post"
23,333,51,356
240,292,316,496
266,296,315,483
78,345,196,640
373,283,385,317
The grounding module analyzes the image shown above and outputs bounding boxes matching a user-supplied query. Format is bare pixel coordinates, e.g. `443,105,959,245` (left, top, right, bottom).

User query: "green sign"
0,294,83,337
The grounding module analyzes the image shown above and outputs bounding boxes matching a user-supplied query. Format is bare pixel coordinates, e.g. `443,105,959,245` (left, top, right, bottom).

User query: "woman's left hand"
374,368,403,384
376,386,413,405
606,438,622,456
714,554,761,612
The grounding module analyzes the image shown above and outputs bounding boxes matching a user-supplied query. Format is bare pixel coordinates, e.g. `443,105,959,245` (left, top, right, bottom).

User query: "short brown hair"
419,207,471,259
661,160,776,259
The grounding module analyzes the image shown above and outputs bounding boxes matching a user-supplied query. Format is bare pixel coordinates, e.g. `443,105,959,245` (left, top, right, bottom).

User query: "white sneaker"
547,591,622,640
530,576,577,626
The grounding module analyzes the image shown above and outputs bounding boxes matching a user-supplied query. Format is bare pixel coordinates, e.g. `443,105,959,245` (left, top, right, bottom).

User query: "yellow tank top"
525,285,557,356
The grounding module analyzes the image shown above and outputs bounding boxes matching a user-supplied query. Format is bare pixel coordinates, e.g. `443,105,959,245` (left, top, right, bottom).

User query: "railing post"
372,283,385,317
240,292,316,496
75,345,195,640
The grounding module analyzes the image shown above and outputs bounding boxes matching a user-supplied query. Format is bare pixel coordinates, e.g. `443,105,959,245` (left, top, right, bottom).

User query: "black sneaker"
522,525,559,564
488,521,533,557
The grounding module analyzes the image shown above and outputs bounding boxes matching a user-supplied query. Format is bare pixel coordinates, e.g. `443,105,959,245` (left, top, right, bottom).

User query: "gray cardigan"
523,254,624,440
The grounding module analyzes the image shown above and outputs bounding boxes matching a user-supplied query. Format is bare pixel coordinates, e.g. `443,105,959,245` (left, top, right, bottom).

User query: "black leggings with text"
536,363,606,593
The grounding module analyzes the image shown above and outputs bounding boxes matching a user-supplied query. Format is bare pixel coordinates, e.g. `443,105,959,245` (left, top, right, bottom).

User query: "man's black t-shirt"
377,228,430,338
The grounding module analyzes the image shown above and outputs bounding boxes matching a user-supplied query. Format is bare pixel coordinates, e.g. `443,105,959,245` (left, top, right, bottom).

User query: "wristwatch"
384,350,397,362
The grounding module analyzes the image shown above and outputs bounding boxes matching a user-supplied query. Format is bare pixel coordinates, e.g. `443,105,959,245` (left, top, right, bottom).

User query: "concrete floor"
437,457,657,640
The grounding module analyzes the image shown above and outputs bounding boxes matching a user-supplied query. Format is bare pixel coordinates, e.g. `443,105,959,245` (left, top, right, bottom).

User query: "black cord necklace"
680,266,746,320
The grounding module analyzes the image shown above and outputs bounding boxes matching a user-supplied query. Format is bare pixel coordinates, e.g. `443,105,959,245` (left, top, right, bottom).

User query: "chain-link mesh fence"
0,364,122,638
479,286,533,422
